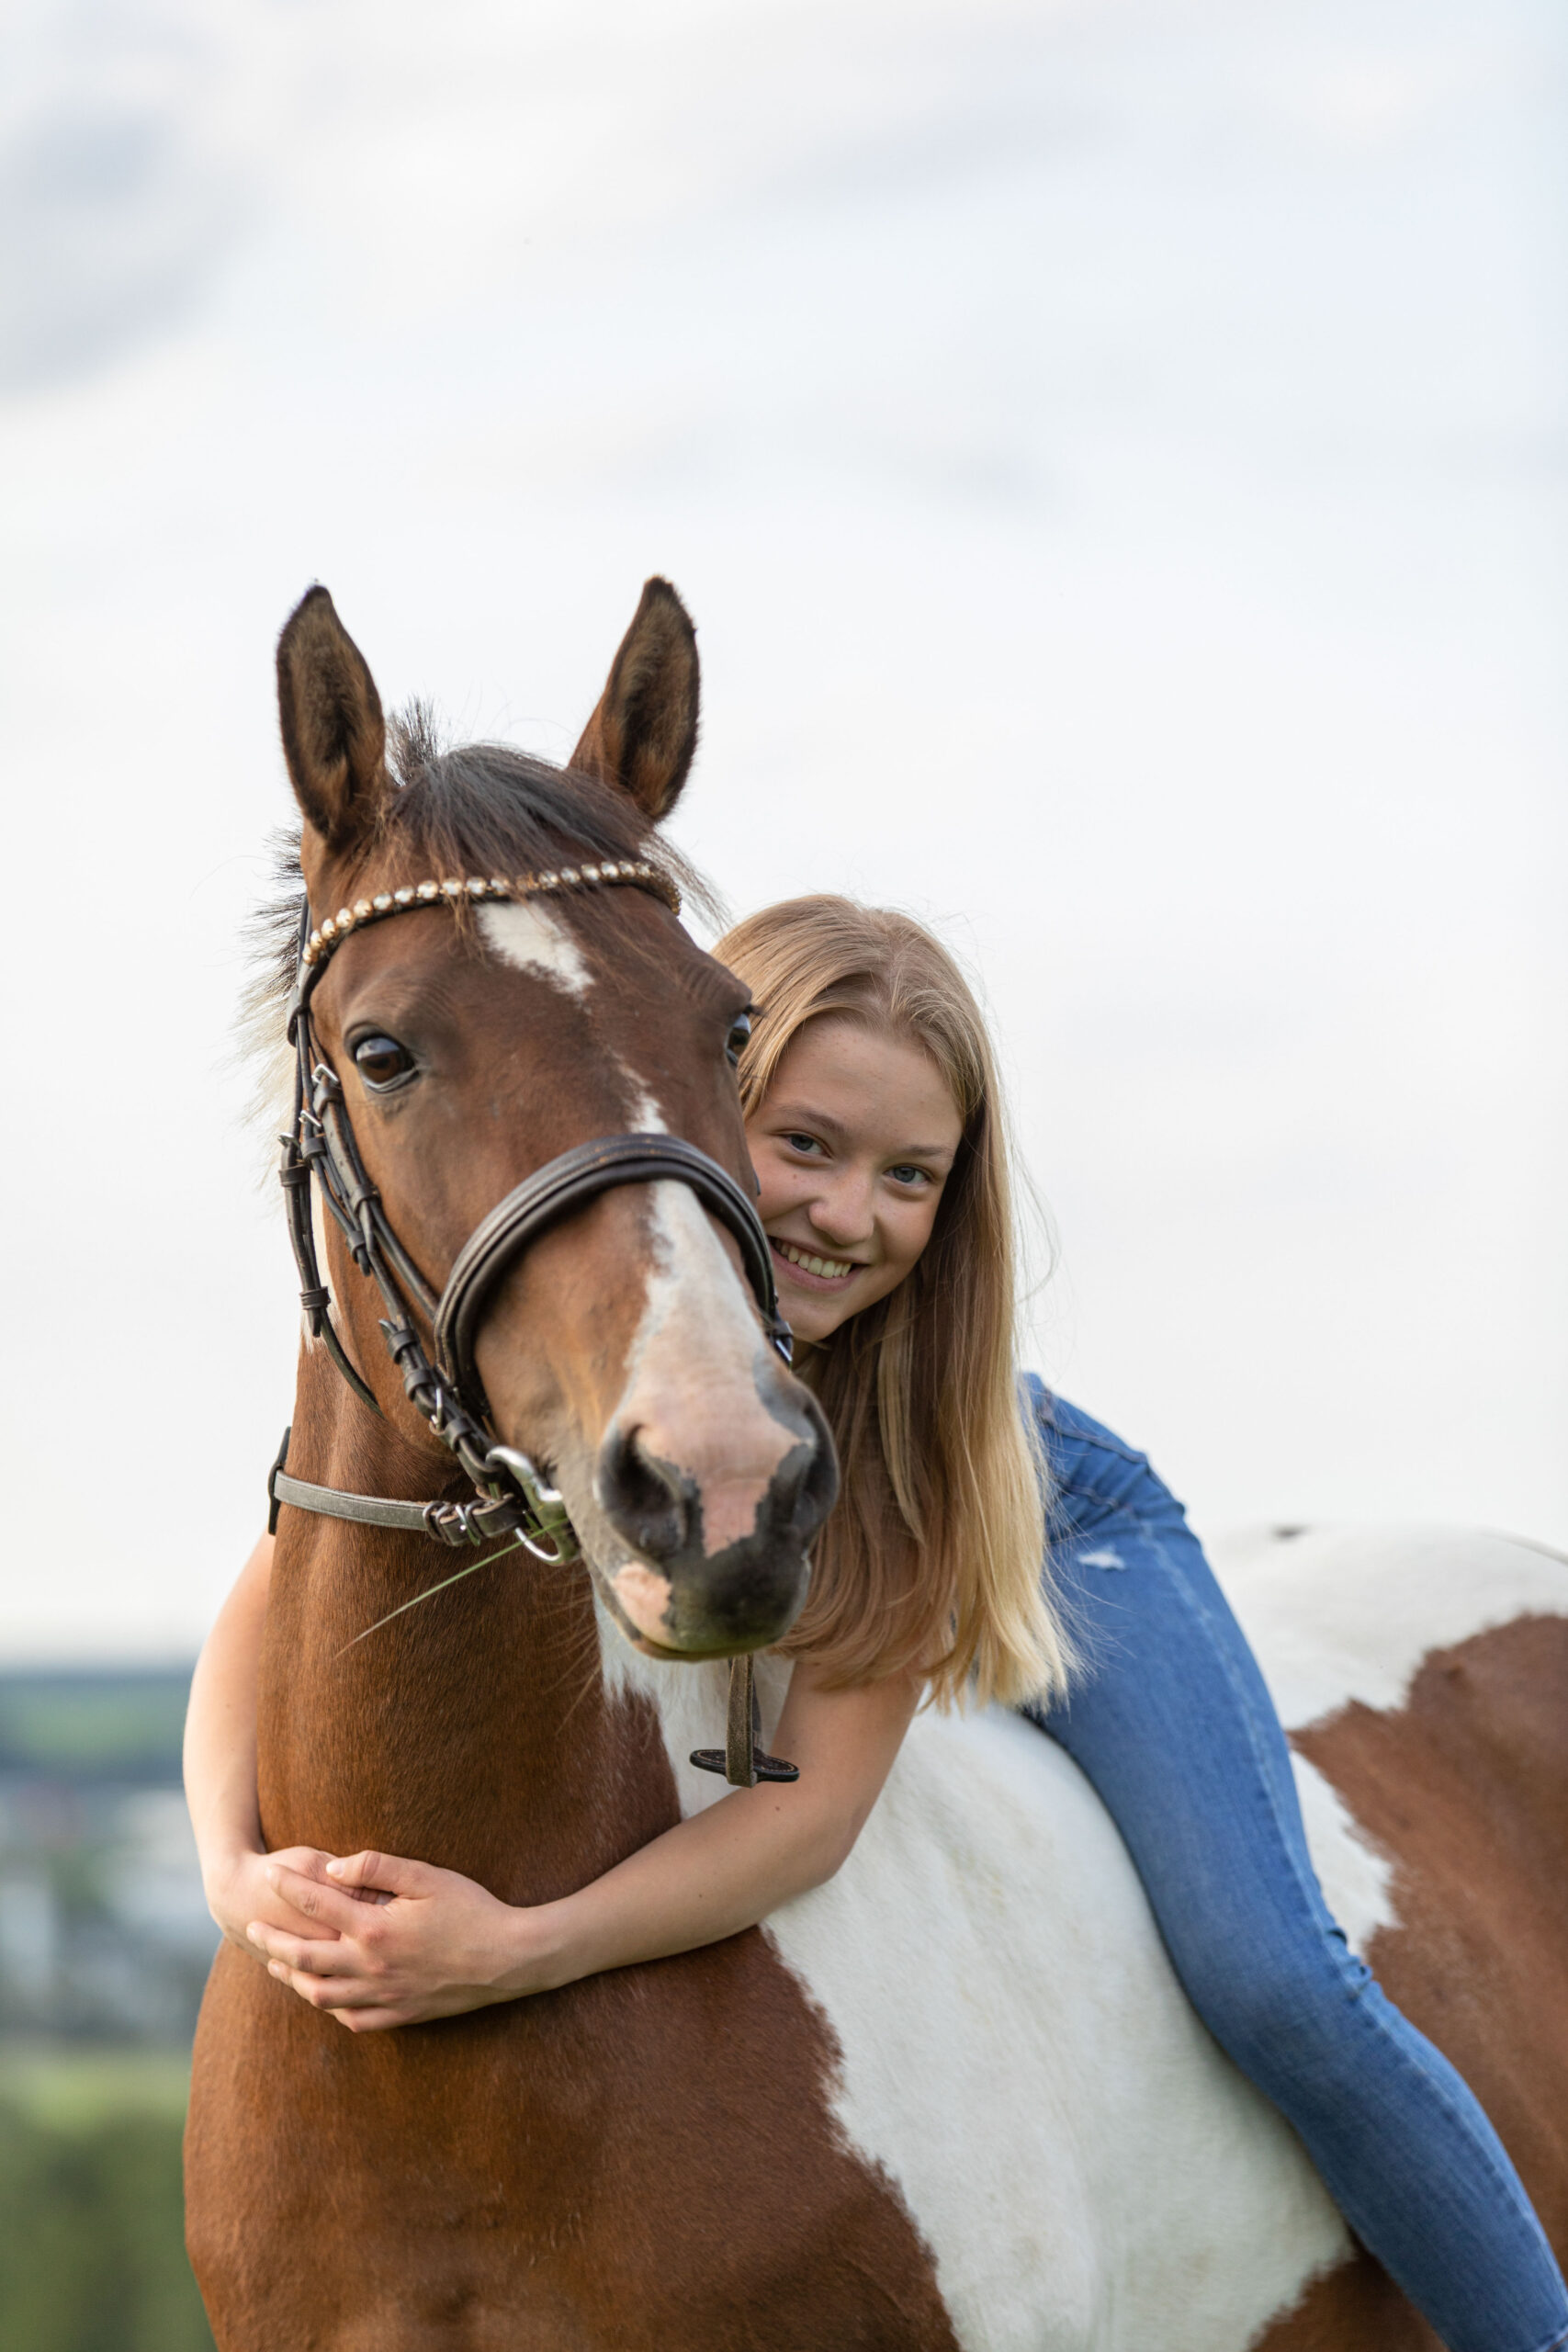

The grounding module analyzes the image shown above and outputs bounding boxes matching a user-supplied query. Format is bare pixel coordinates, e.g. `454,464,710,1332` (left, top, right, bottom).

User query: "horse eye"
726,1012,753,1069
353,1034,415,1090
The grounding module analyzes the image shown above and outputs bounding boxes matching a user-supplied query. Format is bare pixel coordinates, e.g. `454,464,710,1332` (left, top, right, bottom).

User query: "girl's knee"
1174,1925,1372,2089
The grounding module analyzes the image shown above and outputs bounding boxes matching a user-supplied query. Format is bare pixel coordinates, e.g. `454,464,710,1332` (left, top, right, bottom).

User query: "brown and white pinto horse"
186,582,1568,2350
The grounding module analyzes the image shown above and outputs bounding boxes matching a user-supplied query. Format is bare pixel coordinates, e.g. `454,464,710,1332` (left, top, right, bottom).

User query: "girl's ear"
276,586,391,851
569,576,700,820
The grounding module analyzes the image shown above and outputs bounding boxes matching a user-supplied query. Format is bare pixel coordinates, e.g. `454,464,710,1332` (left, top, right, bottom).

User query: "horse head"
275,578,837,1659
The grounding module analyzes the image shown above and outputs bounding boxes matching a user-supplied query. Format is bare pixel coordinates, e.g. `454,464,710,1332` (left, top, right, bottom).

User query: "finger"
265,1863,378,1932
271,1963,373,2010
324,1849,434,1899
246,1895,339,1943
250,1925,351,1975
272,1965,395,2014
329,2006,407,2033
267,1847,338,1879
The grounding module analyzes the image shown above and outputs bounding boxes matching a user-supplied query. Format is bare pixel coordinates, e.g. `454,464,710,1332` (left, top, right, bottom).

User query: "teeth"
776,1239,853,1280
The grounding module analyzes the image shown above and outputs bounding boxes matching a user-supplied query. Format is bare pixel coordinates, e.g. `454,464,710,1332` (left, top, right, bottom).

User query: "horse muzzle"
596,1389,838,1656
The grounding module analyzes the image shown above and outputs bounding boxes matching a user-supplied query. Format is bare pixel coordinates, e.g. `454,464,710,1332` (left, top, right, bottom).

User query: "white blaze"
479,899,593,998
605,1178,795,1592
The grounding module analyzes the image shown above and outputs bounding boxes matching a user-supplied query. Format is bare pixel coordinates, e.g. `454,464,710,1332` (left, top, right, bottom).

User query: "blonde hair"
715,896,1073,1710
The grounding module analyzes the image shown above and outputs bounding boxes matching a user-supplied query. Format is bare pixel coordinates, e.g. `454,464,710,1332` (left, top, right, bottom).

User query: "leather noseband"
435,1133,781,1415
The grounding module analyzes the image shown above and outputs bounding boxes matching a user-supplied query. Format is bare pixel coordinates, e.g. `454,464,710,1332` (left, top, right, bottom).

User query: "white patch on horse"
1209,1522,1568,1728
571,1159,794,1611
479,899,593,999
610,1181,793,1560
607,1647,1354,2350
1289,1752,1397,1955
606,1524,1568,2343
620,1081,668,1135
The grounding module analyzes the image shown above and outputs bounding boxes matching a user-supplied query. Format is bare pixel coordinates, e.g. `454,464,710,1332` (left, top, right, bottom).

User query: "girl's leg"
1028,1407,1568,2352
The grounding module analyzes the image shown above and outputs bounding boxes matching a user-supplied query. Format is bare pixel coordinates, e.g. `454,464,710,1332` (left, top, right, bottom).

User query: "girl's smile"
769,1237,860,1287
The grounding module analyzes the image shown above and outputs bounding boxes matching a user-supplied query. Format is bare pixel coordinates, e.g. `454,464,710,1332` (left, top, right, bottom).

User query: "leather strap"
434,1133,787,1408
271,1466,442,1534
689,1654,801,1787
266,1428,536,1551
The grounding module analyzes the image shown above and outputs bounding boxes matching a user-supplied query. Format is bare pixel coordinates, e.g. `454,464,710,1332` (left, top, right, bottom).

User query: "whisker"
334,1540,527,1657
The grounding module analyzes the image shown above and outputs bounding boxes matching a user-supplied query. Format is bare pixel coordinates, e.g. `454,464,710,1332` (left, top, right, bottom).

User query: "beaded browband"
299,858,682,978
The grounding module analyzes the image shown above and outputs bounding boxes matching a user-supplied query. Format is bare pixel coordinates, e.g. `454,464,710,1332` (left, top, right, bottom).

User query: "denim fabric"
1023,1382,1568,2352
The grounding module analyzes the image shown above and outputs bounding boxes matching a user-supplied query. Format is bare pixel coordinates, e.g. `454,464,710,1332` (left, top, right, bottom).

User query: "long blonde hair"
715,896,1073,1710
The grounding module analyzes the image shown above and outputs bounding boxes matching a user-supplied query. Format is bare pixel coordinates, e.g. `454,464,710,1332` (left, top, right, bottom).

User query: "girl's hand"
244,1849,541,2031
205,1845,347,1959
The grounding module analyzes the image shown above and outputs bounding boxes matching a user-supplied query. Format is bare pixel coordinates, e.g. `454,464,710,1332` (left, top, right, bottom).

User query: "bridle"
268,855,803,1785
266,854,806,1787
271,857,790,1552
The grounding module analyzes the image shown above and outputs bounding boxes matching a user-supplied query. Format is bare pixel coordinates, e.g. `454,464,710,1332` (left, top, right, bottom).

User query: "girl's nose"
807,1173,874,1249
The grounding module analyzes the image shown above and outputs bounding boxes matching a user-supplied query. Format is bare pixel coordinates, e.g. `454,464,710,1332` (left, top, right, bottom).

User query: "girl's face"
745,1013,964,1345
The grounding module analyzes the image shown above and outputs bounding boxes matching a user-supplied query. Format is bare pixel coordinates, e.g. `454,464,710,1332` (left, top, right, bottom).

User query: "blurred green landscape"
0,1670,215,2350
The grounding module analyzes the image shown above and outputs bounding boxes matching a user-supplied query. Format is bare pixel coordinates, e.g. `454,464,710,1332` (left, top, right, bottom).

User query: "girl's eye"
784,1132,822,1156
353,1034,415,1091
888,1164,931,1187
725,1012,753,1069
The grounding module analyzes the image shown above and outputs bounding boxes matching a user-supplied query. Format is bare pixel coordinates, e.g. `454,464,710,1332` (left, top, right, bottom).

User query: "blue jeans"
1024,1385,1568,2352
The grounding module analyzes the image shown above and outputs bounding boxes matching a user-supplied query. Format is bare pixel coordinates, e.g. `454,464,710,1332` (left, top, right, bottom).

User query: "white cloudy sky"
2,0,1563,1656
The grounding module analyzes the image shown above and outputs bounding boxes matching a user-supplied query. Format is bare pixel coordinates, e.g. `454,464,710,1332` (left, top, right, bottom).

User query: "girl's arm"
244,1662,920,2032
184,1533,344,1956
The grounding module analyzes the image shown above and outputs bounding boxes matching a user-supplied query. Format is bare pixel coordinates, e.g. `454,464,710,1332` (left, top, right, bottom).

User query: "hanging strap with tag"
690,1654,799,1787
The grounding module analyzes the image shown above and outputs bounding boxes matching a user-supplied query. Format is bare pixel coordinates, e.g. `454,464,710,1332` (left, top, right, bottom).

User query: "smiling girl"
186,895,1566,2352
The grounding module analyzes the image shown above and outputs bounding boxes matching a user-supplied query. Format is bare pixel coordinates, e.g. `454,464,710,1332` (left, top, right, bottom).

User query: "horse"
186,580,1568,2349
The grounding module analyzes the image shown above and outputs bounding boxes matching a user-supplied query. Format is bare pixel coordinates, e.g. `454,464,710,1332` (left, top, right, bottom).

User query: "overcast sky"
2,0,1563,1657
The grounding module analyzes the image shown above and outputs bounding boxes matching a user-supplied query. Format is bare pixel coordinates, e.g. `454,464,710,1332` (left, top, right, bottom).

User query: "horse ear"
570,577,699,820
276,587,389,849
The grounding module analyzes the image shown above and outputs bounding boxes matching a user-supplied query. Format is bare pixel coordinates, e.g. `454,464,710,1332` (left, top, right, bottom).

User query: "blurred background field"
0,1668,213,2348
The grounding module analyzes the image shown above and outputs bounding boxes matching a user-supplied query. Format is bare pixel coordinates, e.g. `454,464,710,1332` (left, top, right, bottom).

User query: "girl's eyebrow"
766,1102,956,1164
766,1100,849,1143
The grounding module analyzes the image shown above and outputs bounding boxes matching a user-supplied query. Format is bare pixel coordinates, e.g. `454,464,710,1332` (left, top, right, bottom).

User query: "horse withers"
186,584,1568,2350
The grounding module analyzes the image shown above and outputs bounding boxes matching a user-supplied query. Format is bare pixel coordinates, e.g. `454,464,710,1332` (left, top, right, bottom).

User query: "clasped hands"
215,1846,547,2032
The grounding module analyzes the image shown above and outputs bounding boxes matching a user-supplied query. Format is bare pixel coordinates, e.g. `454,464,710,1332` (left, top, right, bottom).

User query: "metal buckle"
422,1500,483,1548
483,1445,581,1565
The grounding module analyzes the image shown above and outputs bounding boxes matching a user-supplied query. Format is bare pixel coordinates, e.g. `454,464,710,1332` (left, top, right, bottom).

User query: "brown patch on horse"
570,576,700,818
1252,2250,1440,2351
1256,1612,1568,2346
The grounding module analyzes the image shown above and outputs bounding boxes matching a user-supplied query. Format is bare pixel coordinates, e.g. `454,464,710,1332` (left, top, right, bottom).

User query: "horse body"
618,1522,1568,2348
189,581,1568,2346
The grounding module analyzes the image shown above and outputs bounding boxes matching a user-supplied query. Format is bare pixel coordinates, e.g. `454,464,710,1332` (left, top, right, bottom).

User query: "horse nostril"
595,1425,694,1564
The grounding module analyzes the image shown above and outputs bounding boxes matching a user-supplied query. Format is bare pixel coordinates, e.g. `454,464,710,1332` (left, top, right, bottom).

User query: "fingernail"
325,1860,344,1876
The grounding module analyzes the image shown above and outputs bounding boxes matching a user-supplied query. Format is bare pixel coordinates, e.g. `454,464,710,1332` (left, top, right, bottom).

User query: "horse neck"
256,1344,680,1905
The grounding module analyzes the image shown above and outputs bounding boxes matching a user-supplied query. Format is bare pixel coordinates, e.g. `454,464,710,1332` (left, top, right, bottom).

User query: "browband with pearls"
298,859,682,976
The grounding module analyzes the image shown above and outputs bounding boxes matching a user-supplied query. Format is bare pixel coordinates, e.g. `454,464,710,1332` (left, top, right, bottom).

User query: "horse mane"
236,704,716,1162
